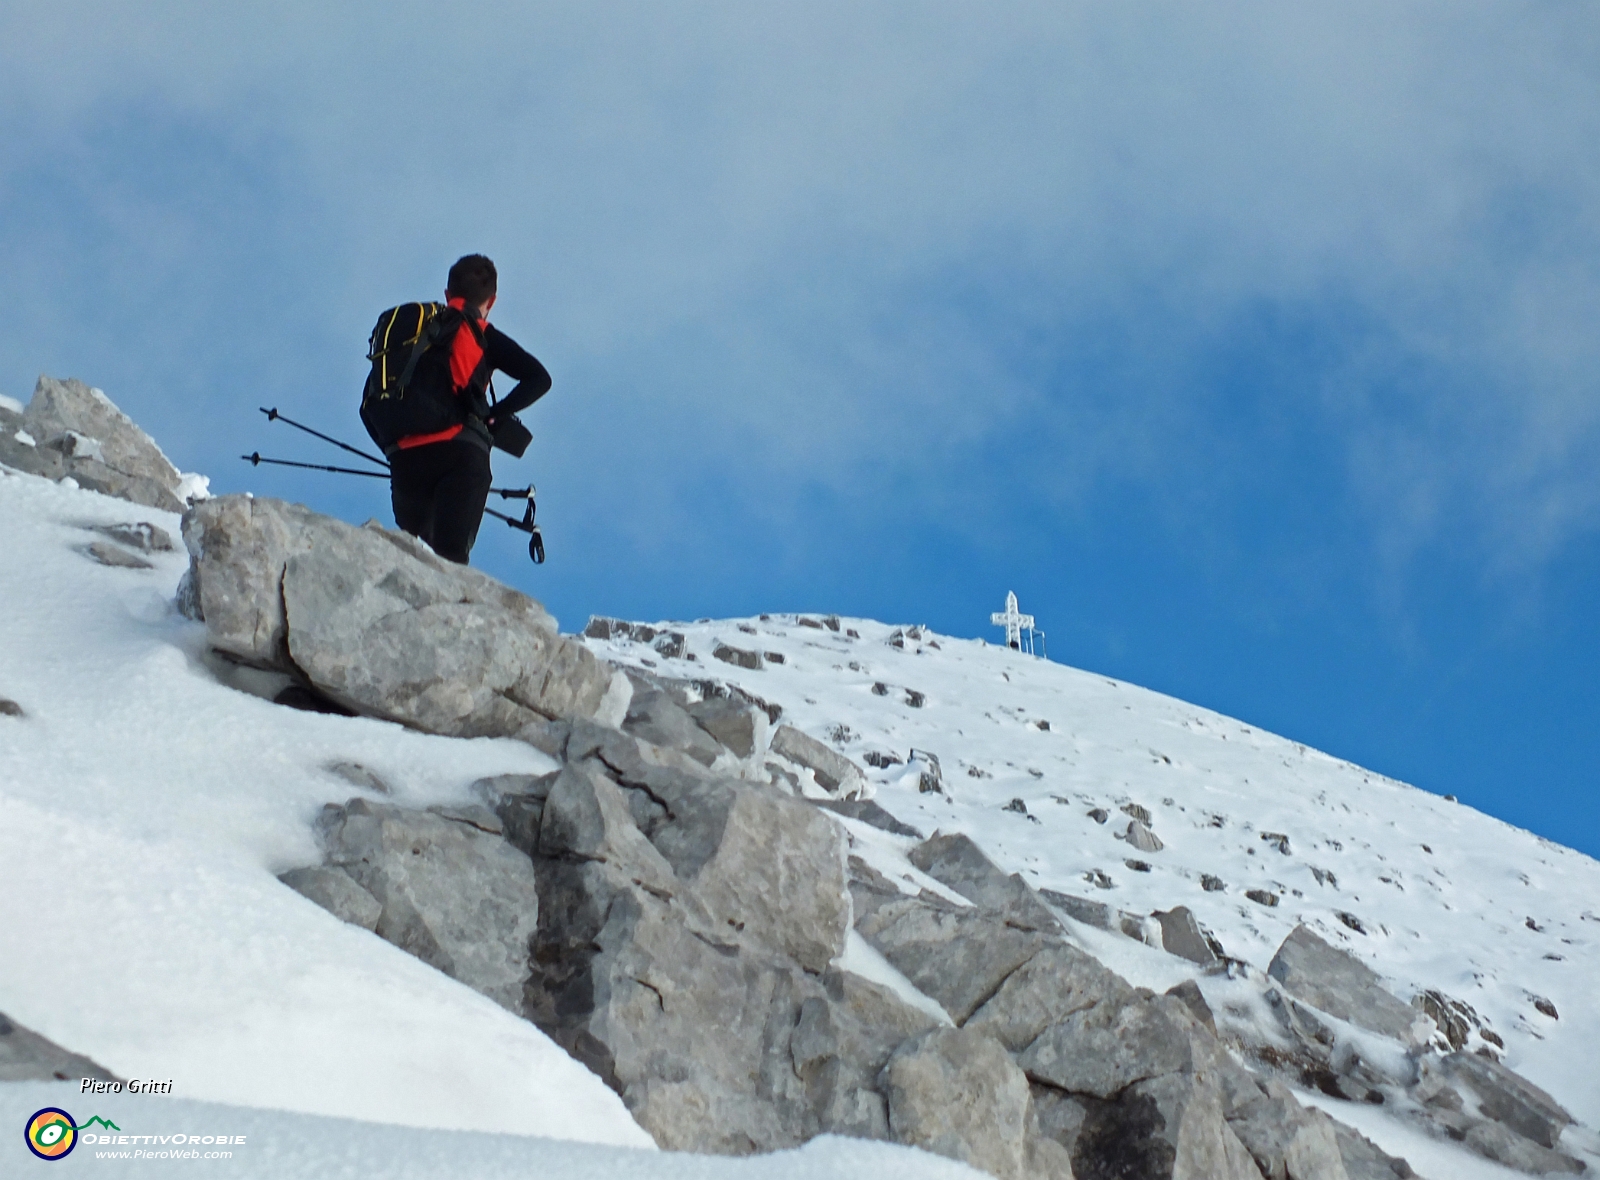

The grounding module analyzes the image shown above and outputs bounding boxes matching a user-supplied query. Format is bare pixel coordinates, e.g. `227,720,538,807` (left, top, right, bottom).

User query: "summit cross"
990,591,1034,651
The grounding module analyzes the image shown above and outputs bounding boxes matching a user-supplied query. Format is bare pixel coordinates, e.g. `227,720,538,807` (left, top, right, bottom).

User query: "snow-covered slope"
581,614,1600,1149
3,457,1596,1177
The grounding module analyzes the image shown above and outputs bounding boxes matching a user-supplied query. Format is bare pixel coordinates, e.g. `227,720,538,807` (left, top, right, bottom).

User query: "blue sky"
4,3,1599,857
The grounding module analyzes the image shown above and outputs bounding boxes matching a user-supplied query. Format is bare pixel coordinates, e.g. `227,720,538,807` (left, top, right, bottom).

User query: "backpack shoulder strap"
397,306,462,392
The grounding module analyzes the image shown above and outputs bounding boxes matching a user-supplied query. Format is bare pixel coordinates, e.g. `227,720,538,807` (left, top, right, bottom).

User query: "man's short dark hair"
447,254,498,306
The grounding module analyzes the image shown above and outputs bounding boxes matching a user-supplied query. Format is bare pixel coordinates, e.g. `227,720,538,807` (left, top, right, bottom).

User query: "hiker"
370,254,551,564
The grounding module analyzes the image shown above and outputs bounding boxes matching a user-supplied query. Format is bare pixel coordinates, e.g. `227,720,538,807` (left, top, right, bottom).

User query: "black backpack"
360,302,486,453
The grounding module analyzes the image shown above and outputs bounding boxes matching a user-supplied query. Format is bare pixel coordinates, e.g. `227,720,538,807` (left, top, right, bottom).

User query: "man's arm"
482,325,552,419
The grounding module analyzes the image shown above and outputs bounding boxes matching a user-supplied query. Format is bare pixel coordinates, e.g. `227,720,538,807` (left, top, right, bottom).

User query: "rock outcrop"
0,376,190,511
179,495,630,735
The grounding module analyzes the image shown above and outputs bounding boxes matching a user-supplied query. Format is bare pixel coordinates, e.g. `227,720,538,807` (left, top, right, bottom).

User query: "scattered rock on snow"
769,723,869,799
325,760,391,795
712,642,763,670
814,797,923,838
91,521,174,552
1039,888,1113,930
1125,820,1164,853
1246,889,1279,907
1152,906,1219,966
1267,925,1422,1044
0,698,23,718
83,540,153,569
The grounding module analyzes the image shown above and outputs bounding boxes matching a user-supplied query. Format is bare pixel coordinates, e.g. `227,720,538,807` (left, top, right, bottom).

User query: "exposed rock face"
1267,925,1421,1044
315,799,542,1012
909,832,1062,933
0,1011,117,1083
880,1028,1034,1180
1153,906,1219,967
180,495,629,735
0,376,188,511
278,864,382,931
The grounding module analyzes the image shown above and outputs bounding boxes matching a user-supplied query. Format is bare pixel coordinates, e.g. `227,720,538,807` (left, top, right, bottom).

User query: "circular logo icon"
25,1108,77,1161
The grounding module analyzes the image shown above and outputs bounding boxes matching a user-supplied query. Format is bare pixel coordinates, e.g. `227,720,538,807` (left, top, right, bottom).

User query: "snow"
3,459,1597,1177
0,1082,984,1179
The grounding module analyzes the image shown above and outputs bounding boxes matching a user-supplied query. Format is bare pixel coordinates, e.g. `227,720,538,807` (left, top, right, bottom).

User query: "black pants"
389,437,493,564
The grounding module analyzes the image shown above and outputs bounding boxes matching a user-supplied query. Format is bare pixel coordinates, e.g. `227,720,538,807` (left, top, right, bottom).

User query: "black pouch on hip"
490,414,533,458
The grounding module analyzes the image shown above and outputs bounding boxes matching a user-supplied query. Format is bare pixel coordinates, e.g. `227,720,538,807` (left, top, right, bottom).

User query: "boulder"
1327,1122,1415,1180
1126,821,1164,853
1266,925,1421,1043
791,970,941,1141
855,893,1054,1023
318,798,541,1013
1460,1118,1584,1175
686,694,767,760
1439,1050,1574,1150
0,1011,117,1082
770,724,869,799
880,1027,1034,1180
1224,1075,1349,1180
966,944,1137,1052
1071,1071,1263,1180
622,677,725,768
1039,888,1113,930
908,832,1062,933
713,642,763,670
1017,997,1192,1099
92,521,174,552
180,495,629,736
84,540,153,569
1153,906,1219,966
17,376,188,511
278,864,382,930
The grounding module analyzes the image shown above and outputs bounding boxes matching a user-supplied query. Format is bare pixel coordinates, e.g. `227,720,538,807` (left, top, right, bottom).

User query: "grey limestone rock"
623,678,725,768
21,376,187,511
0,698,23,717
278,864,382,930
1072,1070,1263,1180
325,760,391,795
84,540,153,569
1126,820,1165,853
181,495,628,736
1039,888,1113,930
713,642,763,670
1018,996,1193,1099
0,1011,117,1082
966,944,1137,1053
769,723,869,799
1460,1117,1585,1174
880,1027,1035,1180
686,693,766,759
1439,1049,1574,1150
856,893,1054,1023
319,798,541,1013
1267,925,1421,1044
908,831,1062,933
92,520,174,552
1327,1122,1415,1180
1224,1075,1350,1180
1154,906,1219,966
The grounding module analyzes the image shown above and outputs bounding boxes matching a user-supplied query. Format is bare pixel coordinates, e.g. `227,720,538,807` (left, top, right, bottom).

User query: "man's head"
446,254,498,314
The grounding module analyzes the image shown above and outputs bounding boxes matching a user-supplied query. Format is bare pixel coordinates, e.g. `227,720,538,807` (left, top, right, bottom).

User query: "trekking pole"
241,452,389,478
259,407,390,470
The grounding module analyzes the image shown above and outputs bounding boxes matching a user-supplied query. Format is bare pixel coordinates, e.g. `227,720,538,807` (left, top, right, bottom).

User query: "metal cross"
991,590,1034,651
